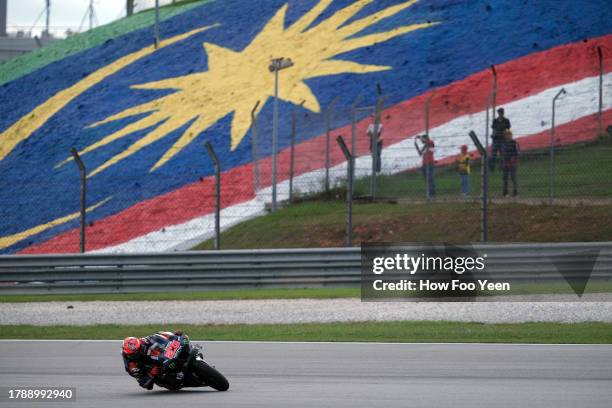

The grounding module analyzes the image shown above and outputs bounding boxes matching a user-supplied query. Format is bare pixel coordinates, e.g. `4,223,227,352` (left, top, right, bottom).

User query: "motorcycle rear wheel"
193,361,229,391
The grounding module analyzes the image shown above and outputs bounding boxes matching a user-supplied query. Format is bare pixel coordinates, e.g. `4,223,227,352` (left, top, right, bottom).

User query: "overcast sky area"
6,1,172,36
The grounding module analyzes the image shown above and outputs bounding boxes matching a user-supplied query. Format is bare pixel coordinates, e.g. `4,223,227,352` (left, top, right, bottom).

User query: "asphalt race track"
0,341,610,408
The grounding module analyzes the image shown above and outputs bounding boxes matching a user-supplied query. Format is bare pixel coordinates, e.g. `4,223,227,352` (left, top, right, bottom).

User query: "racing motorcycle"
144,333,229,391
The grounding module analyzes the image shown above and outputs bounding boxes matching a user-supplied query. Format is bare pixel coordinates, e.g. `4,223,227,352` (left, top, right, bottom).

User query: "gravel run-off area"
2,298,612,325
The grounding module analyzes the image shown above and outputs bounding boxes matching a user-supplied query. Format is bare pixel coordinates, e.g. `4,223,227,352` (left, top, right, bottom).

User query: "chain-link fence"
246,46,611,247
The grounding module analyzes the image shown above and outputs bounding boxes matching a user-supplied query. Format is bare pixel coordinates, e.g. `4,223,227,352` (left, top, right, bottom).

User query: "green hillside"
0,0,209,85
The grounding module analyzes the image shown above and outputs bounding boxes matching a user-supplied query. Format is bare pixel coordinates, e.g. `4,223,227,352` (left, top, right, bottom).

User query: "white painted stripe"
92,198,267,253
97,73,612,253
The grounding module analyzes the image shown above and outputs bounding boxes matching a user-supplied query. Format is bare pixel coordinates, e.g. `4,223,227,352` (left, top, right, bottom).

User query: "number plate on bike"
164,340,181,359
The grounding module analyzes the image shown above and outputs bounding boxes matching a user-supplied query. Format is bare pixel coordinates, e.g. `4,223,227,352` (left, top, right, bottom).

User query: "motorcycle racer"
121,331,186,389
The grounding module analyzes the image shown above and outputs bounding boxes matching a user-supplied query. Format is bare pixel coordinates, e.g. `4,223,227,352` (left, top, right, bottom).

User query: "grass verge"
2,322,611,343
3,281,611,303
0,288,359,303
193,201,612,249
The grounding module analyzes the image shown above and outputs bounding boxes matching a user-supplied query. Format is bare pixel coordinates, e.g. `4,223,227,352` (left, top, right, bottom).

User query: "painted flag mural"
0,0,611,254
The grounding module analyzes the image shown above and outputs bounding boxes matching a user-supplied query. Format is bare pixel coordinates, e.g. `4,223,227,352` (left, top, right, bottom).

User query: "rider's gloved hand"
128,367,141,377
149,366,160,377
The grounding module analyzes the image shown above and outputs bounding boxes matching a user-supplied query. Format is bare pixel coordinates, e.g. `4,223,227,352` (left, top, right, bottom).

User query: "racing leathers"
122,331,184,389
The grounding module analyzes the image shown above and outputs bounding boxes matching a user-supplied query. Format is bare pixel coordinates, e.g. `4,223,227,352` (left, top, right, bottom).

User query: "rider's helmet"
122,337,142,356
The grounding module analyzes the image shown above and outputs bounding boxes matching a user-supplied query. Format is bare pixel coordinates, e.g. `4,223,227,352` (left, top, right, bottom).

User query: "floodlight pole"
45,0,50,38
272,67,279,211
269,57,294,212
126,0,134,17
154,0,160,48
70,148,87,253
89,0,94,30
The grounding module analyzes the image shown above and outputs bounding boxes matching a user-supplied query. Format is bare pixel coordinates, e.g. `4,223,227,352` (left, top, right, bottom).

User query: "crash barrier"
0,242,611,294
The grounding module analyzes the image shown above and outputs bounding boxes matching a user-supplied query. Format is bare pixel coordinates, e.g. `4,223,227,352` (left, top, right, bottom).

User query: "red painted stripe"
21,166,255,253
21,34,612,253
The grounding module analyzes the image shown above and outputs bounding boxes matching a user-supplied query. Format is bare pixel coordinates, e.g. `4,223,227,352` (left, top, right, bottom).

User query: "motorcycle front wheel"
193,360,229,391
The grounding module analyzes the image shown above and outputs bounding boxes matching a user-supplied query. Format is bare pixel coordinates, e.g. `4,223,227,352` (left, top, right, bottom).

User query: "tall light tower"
126,0,135,17
89,0,94,30
45,0,51,38
0,0,7,36
154,0,160,48
268,57,294,212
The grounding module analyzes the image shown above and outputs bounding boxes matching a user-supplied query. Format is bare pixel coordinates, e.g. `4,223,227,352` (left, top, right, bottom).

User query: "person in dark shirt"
490,107,511,172
501,129,519,197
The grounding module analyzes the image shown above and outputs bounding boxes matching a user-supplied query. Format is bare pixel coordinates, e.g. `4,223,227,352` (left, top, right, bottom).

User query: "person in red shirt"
414,134,436,198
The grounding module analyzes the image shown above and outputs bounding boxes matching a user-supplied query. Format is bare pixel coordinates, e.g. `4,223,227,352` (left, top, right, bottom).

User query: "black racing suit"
490,116,511,171
122,331,178,389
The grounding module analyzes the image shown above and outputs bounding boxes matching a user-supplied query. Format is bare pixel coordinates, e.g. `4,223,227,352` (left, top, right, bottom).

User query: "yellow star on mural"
61,0,436,176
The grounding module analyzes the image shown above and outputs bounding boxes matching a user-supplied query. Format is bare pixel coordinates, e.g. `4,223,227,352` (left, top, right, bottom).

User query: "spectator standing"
457,145,470,197
414,134,436,198
367,114,383,173
490,107,511,171
501,129,519,197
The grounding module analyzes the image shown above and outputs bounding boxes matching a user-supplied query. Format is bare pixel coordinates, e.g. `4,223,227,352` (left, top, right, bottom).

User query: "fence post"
289,100,305,203
469,131,488,243
70,148,86,253
549,88,566,205
289,105,297,202
325,96,340,194
250,100,260,193
598,46,603,135
350,95,363,156
204,141,221,250
337,136,353,247
424,93,434,201
370,96,385,199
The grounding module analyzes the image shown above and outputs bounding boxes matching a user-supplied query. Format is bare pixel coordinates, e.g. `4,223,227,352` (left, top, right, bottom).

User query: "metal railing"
0,243,610,294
